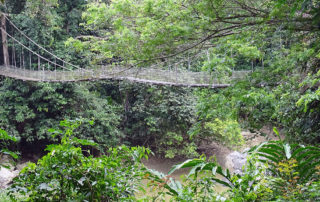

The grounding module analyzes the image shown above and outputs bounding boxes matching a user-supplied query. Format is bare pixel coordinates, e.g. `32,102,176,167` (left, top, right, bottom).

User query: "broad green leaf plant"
0,128,19,169
9,120,151,201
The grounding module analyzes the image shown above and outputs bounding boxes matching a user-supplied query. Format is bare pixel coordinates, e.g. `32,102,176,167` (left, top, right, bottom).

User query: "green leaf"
1,149,19,159
273,127,280,138
187,162,205,178
258,148,282,160
211,177,232,188
72,137,98,146
0,128,17,142
257,153,281,163
296,149,320,162
168,159,203,175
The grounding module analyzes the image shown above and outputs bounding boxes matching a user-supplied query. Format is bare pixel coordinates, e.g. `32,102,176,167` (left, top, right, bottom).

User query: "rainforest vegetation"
0,0,320,201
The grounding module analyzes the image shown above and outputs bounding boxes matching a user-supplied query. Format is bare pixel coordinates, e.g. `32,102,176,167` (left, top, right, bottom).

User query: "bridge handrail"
4,15,87,72
1,27,75,71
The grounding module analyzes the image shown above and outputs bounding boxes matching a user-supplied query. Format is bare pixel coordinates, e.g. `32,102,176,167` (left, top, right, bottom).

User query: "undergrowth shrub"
120,83,198,158
189,89,244,149
0,128,19,168
145,139,320,201
0,80,122,150
9,120,150,201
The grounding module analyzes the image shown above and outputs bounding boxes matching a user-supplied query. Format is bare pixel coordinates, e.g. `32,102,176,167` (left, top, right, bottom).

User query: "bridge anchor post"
1,13,9,67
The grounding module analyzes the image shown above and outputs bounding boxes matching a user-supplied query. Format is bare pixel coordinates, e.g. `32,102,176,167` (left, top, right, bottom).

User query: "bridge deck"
0,66,249,87
0,15,251,88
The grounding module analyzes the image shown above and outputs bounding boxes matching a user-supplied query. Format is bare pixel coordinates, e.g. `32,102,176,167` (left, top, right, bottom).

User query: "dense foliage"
0,0,319,155
201,41,320,144
119,83,199,158
0,0,319,200
9,120,150,201
70,0,320,145
0,78,122,153
146,140,320,201
2,123,320,201
0,128,18,168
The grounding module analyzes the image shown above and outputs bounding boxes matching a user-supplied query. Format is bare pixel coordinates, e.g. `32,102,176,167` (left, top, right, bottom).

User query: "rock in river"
225,151,247,174
0,167,19,189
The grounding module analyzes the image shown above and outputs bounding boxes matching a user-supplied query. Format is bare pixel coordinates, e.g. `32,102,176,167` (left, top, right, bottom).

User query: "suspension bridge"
0,14,249,88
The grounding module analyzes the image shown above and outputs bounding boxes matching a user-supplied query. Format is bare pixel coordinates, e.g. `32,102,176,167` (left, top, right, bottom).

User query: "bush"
0,128,19,168
146,139,320,201
119,83,198,158
9,120,150,201
0,79,122,149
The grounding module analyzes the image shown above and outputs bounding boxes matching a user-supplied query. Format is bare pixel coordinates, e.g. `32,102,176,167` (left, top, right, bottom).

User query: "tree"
70,0,319,65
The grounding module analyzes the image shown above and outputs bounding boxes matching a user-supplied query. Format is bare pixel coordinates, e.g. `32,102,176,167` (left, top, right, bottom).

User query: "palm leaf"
168,159,234,187
299,157,320,181
291,146,307,158
252,141,320,182
299,154,320,170
301,160,320,183
211,177,232,188
256,152,282,164
168,159,203,175
295,148,320,162
257,148,283,160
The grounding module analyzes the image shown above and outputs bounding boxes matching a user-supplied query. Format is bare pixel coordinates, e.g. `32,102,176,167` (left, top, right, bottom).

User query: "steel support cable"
1,27,74,71
4,16,140,78
10,38,13,66
2,29,146,79
4,16,89,72
0,17,249,84
4,15,175,78
5,16,216,82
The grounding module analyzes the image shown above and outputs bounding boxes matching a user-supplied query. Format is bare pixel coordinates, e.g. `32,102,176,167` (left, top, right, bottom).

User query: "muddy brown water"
138,156,228,201
6,129,278,200
142,156,228,195
140,129,280,199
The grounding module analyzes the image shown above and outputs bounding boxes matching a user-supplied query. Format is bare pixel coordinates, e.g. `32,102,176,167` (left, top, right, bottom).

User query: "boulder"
0,167,19,189
225,151,247,174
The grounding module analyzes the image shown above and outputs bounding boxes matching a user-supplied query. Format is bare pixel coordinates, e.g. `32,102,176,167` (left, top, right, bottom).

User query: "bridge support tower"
1,13,9,66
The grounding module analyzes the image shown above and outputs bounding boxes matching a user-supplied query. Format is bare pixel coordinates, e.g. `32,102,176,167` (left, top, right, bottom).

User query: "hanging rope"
4,16,87,72
1,27,74,71
0,15,251,87
19,44,22,68
10,39,13,66
29,41,32,70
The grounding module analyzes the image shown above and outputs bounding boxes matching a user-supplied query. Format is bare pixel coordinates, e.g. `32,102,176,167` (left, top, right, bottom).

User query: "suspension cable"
4,16,88,72
1,27,74,71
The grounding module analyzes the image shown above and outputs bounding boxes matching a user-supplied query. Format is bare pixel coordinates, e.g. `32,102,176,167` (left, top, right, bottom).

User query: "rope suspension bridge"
0,14,249,88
